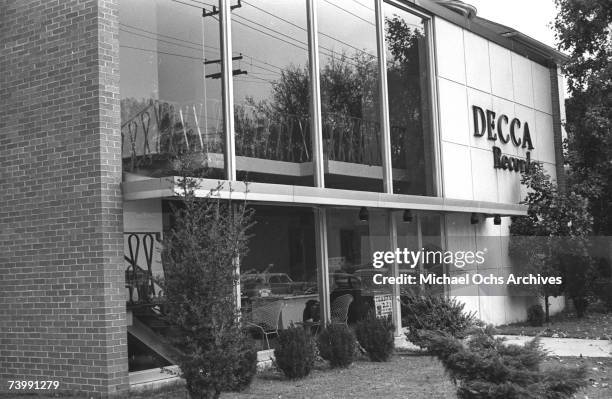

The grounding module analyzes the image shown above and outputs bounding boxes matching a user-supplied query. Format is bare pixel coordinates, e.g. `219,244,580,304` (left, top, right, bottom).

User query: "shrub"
423,329,588,399
160,171,256,399
274,326,316,379
355,313,395,362
181,329,257,397
230,333,258,391
401,295,476,348
318,324,357,368
526,304,545,327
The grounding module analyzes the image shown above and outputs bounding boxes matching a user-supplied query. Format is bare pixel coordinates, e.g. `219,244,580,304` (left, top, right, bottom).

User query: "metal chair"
330,294,353,325
246,300,285,349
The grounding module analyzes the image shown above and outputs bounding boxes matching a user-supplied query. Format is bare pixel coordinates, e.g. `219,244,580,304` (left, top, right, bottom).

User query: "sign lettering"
472,105,535,172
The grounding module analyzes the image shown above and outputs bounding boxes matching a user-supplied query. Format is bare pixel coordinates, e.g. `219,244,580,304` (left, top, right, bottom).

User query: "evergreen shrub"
423,329,587,399
274,326,316,379
318,324,357,368
355,313,395,362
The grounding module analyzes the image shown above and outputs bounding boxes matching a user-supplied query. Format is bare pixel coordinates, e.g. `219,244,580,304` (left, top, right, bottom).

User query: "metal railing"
121,100,412,171
121,99,224,171
124,232,163,306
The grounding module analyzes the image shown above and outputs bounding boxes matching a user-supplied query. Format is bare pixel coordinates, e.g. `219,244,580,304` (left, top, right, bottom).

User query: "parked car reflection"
241,272,317,299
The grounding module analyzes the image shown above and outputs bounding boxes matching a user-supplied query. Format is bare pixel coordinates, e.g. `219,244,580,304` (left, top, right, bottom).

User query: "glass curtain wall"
394,211,420,297
231,1,314,186
240,205,318,346
420,213,445,294
383,3,435,195
120,0,224,179
317,0,383,192
395,212,445,296
119,1,437,196
326,208,392,323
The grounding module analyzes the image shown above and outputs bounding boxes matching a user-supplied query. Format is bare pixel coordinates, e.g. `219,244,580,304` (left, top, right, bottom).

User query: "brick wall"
0,0,127,397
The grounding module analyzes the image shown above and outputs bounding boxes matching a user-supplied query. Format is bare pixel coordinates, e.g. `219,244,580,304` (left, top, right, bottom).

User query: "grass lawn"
4,353,611,399
496,310,612,340
0,354,456,399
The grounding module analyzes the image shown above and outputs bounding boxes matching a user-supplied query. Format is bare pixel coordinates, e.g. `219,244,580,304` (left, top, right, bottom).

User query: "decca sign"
472,105,535,173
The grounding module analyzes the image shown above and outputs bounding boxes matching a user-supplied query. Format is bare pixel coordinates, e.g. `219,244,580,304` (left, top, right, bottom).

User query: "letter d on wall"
472,106,485,137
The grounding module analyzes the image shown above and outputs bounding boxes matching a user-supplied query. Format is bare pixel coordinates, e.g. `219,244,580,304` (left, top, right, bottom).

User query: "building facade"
1,0,567,396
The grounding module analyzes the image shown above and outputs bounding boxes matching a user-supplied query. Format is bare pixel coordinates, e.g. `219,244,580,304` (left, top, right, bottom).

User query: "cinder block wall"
0,0,127,396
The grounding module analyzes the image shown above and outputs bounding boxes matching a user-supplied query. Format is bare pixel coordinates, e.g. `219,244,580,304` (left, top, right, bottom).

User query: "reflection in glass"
318,0,383,192
240,206,318,341
395,211,420,297
119,0,224,178
231,1,313,186
326,208,391,323
384,4,434,195
420,213,445,294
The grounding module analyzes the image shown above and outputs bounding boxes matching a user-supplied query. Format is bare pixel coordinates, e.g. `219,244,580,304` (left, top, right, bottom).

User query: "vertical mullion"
314,207,331,326
426,18,443,197
219,0,236,181
307,0,330,326
388,211,402,336
306,0,325,188
375,0,393,194
416,214,424,294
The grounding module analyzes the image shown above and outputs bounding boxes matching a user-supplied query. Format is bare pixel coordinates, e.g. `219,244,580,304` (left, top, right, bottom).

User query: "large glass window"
318,0,383,192
120,0,224,178
231,1,314,186
383,4,435,195
395,212,445,296
240,205,318,347
326,208,391,323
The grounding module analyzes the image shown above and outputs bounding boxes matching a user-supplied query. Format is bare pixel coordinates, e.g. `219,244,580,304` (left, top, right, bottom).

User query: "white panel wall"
435,16,558,205
435,17,563,324
438,78,470,145
464,30,491,92
435,18,466,84
511,54,535,108
488,43,514,101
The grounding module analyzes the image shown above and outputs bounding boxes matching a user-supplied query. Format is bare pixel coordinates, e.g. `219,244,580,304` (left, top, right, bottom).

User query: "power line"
120,22,284,74
120,22,220,53
231,16,309,53
124,0,379,75
170,0,206,10
231,13,367,70
322,0,375,26
350,0,374,11
120,27,205,53
241,0,375,58
166,0,374,68
120,44,206,61
247,62,281,76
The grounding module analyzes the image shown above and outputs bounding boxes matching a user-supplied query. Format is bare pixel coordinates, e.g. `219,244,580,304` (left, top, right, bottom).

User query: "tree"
424,329,587,399
160,161,256,399
553,0,612,235
509,163,594,319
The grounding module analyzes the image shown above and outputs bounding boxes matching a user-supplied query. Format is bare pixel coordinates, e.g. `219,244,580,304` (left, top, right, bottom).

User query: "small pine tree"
355,313,395,362
274,326,316,379
401,295,476,348
160,162,256,399
423,329,587,399
318,324,357,368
